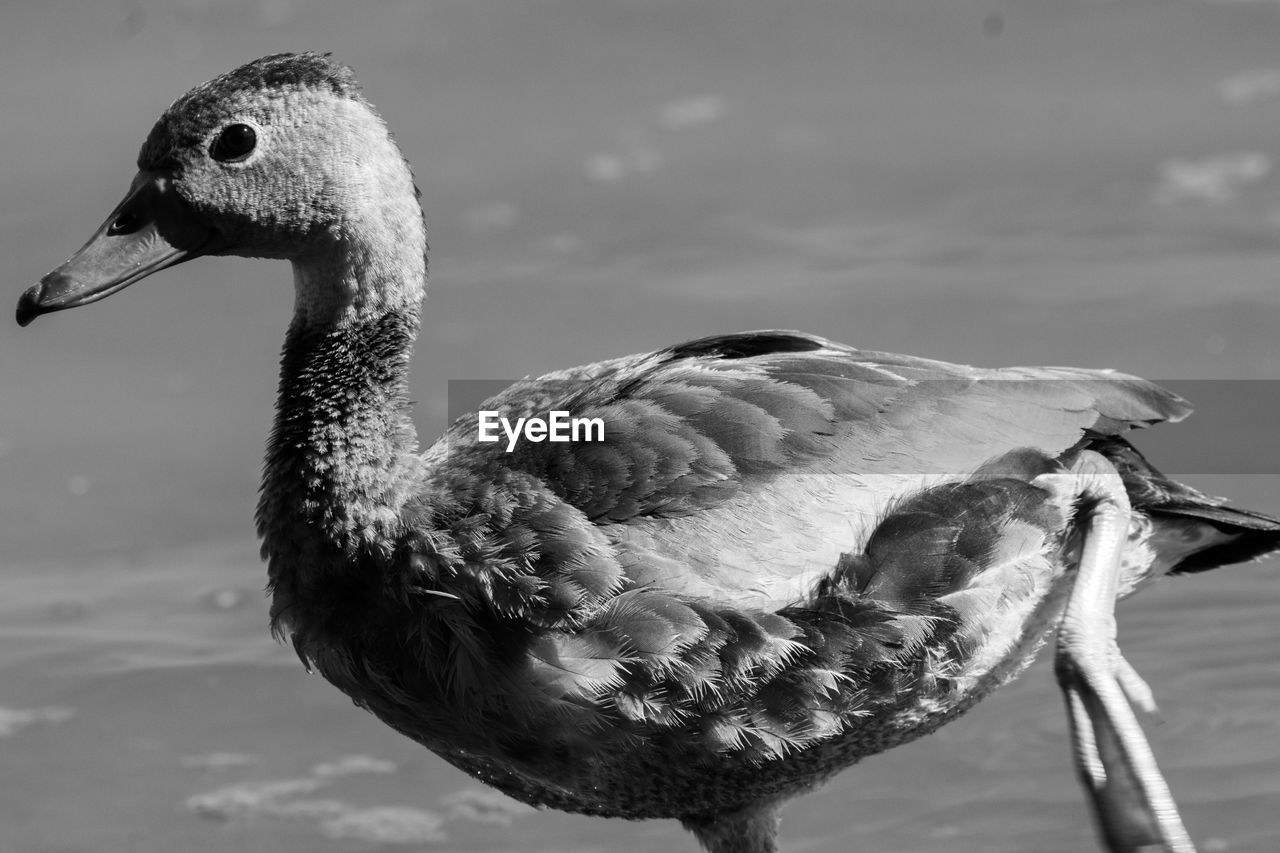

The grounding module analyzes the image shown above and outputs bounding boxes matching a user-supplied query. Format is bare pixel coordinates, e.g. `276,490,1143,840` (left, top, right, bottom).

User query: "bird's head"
18,52,425,327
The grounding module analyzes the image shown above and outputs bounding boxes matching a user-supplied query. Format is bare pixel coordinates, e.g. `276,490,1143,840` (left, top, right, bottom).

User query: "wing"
401,331,1191,766
424,331,1188,609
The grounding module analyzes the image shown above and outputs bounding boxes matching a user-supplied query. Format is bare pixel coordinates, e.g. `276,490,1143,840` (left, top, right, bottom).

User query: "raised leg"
681,800,782,853
1052,451,1196,853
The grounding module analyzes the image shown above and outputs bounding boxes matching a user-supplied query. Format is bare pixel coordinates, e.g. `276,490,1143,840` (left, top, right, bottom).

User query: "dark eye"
210,123,257,162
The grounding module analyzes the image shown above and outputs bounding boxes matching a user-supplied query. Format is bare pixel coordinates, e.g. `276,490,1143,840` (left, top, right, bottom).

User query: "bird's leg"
1052,451,1196,853
681,799,782,853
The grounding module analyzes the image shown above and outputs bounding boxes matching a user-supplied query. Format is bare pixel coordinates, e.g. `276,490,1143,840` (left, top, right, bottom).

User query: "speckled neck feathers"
257,170,427,633
258,305,423,631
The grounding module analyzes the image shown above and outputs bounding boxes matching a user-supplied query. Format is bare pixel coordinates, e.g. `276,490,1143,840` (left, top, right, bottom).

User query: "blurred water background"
3,2,1280,851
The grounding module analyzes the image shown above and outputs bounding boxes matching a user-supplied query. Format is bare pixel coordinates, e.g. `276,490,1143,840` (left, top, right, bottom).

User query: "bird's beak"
16,172,219,326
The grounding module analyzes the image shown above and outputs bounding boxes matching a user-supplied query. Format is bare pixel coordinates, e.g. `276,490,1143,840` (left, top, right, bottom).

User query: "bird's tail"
1092,436,1280,574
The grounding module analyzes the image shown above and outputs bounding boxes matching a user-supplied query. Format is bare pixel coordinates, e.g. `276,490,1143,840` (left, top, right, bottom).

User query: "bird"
17,52,1280,853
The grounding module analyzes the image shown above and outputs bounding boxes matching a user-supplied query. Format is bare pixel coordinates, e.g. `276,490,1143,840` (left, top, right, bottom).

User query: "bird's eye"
210,123,257,162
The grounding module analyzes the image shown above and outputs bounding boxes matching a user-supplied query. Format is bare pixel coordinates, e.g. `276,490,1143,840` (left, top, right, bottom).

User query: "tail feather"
1092,436,1280,574
1152,506,1280,574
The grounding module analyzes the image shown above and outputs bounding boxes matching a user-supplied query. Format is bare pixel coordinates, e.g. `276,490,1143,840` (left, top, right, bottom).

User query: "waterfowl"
17,53,1280,853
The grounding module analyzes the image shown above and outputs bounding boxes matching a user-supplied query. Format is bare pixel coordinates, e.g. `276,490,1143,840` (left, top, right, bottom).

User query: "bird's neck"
258,240,426,617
